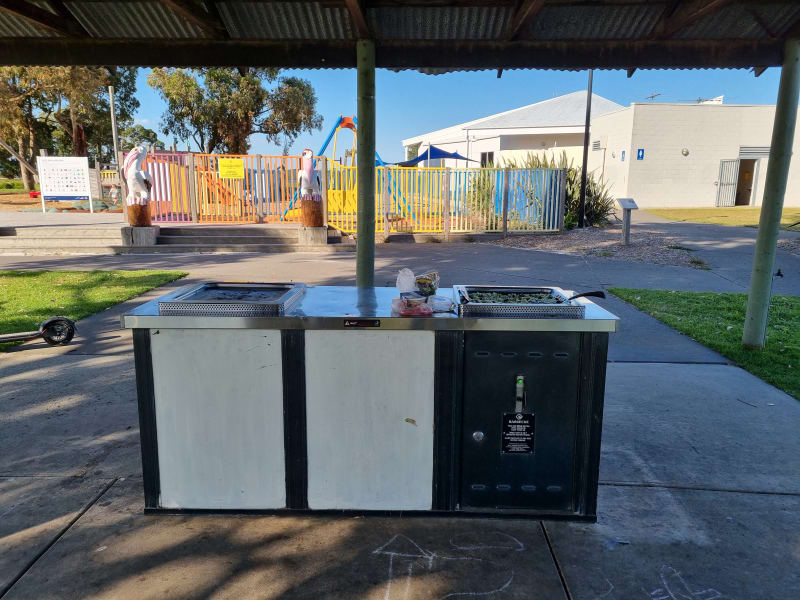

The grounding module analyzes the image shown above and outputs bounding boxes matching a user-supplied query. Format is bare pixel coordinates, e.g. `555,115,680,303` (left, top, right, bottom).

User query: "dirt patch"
778,237,800,256
490,225,709,269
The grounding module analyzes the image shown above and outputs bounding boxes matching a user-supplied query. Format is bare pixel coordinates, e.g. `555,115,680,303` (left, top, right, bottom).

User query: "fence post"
255,154,264,223
502,168,510,238
320,157,329,227
187,155,198,222
443,168,451,240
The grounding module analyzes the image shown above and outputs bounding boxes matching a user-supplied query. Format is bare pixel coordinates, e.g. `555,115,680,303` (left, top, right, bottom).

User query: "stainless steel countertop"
122,285,619,332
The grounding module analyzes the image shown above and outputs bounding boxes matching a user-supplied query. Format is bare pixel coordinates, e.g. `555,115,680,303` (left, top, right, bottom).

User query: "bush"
503,151,615,229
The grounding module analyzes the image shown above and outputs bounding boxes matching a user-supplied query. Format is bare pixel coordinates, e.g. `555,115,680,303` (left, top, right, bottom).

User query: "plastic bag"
396,268,417,293
427,295,455,313
415,271,439,296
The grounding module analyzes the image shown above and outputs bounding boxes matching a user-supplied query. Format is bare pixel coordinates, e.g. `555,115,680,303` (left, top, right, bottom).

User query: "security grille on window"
480,152,494,167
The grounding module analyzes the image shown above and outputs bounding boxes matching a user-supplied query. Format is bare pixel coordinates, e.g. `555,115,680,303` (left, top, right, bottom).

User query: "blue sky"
134,67,783,163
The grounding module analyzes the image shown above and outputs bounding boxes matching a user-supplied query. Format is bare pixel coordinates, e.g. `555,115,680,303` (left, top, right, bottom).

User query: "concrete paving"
1,221,799,598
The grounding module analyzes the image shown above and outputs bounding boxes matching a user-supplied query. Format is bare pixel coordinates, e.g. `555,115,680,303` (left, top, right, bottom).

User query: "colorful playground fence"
144,152,565,233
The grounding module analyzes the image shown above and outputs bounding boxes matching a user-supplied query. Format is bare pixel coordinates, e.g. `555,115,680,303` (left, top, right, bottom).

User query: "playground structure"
141,115,566,234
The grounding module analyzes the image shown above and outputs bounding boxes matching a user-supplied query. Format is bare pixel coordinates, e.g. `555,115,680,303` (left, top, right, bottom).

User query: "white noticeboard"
36,156,92,213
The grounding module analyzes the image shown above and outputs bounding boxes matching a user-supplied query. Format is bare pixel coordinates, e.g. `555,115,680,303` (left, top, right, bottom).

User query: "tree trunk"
17,135,34,191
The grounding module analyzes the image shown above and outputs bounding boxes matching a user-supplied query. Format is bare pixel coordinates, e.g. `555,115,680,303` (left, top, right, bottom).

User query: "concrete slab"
601,363,800,493
0,353,140,478
600,294,727,364
3,479,566,600
545,484,800,599
0,476,112,596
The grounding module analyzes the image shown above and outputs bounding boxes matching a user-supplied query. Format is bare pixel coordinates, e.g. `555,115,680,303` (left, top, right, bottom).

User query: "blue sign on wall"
637,148,645,160
621,150,626,162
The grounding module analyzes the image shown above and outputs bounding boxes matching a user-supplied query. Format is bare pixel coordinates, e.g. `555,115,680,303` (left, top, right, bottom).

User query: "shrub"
503,151,615,229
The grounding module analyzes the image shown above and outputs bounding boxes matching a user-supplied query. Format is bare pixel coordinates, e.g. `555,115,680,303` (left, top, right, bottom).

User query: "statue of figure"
297,148,323,227
123,146,153,227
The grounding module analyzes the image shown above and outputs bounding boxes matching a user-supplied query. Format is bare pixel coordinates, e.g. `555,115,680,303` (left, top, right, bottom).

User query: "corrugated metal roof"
674,4,764,40
66,1,209,39
526,4,665,41
368,6,513,40
218,1,354,40
0,10,56,37
468,91,623,130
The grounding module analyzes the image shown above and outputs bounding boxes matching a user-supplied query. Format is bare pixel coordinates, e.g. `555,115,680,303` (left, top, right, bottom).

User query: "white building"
401,91,623,169
588,100,800,208
404,92,800,208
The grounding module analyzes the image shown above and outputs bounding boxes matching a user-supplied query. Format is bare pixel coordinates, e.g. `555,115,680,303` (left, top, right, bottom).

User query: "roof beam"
660,0,734,39
0,38,782,71
46,1,92,36
0,0,85,36
503,0,547,41
747,7,777,39
344,0,370,38
626,68,636,78
753,66,767,77
156,1,229,39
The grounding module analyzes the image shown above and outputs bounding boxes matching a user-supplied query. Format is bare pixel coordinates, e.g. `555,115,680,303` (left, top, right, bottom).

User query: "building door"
715,159,739,207
735,159,757,206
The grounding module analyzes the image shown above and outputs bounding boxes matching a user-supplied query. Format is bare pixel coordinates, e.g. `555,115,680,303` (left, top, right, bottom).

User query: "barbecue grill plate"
454,285,585,319
159,283,306,317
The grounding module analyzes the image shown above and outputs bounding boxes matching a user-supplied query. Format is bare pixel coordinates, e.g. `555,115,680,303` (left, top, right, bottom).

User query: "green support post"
742,39,800,347
356,39,376,287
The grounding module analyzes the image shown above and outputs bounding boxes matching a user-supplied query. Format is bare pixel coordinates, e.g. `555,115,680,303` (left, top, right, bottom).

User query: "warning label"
501,412,535,454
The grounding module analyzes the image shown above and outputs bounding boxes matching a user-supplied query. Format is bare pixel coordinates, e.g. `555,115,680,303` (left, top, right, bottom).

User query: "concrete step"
0,246,119,256
117,243,355,254
158,226,299,238
0,226,121,238
157,235,297,245
0,237,121,248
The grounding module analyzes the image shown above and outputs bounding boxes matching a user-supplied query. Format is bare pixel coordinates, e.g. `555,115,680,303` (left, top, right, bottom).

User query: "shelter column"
742,39,800,347
356,39,376,287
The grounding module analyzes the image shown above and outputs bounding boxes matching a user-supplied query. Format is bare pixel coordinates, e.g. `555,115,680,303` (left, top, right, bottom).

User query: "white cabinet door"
305,330,435,510
150,329,285,509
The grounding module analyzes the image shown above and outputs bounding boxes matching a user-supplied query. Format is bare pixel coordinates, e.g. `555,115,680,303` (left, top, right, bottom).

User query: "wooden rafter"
0,0,85,36
344,0,370,38
660,0,734,39
747,7,776,39
753,66,767,77
156,0,229,39
503,0,546,41
46,1,91,36
626,68,636,78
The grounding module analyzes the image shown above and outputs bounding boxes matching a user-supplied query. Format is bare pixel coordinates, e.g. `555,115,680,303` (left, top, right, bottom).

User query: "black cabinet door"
460,331,580,511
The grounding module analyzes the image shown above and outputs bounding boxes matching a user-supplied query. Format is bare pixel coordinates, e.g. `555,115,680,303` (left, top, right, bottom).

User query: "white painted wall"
150,329,286,509
587,107,634,199
498,133,586,167
304,330,435,510
613,103,800,208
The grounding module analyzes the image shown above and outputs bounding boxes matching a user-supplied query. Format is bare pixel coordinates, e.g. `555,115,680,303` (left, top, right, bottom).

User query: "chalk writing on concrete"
372,533,520,600
593,565,732,600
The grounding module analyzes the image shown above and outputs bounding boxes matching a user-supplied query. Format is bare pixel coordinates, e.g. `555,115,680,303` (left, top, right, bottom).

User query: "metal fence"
143,152,565,233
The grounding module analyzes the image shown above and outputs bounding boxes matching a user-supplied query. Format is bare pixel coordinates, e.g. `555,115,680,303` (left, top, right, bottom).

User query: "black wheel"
41,319,75,345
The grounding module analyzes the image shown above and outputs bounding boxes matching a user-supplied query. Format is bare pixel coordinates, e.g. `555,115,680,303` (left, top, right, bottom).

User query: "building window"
480,152,494,167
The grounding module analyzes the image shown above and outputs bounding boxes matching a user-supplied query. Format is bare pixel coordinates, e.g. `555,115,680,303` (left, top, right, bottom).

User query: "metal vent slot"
521,485,537,492
546,485,562,493
527,351,543,358
553,352,569,359
496,484,511,491
500,351,518,358
474,351,490,357
470,484,487,491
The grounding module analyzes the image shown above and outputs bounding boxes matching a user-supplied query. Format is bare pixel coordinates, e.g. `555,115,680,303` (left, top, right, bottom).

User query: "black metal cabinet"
449,331,607,520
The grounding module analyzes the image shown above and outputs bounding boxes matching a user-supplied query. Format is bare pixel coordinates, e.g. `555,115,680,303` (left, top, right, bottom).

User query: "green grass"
648,207,800,231
609,288,800,399
0,270,187,350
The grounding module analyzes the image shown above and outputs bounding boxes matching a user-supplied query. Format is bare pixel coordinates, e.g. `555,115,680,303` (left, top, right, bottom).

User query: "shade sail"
394,146,478,167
